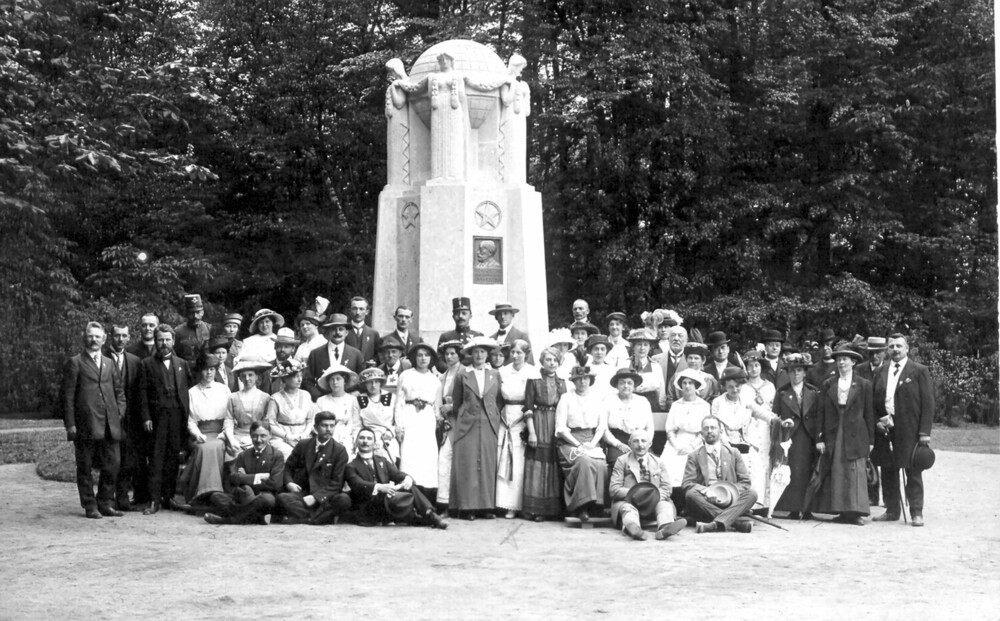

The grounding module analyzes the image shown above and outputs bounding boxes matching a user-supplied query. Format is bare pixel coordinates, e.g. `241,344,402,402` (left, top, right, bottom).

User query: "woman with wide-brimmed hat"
666,342,717,403
663,368,711,488
315,364,361,458
772,353,821,519
224,354,274,453
265,358,316,459
496,339,540,518
449,336,504,519
242,308,285,364
545,328,577,380
602,367,653,470
522,346,567,521
396,343,443,497
626,328,666,414
813,344,875,525
554,365,609,520
179,352,230,504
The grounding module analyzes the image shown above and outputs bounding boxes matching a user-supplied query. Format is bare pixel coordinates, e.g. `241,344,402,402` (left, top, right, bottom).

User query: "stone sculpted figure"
430,52,467,180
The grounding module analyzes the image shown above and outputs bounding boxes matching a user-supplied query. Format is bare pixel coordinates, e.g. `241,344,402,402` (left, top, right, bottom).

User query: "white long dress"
496,363,539,511
742,379,777,505
663,398,710,487
395,368,442,489
266,389,316,459
316,393,361,460
711,392,775,505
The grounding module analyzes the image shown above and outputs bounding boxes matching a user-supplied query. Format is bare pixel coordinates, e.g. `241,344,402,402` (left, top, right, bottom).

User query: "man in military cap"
174,294,211,364
437,297,483,350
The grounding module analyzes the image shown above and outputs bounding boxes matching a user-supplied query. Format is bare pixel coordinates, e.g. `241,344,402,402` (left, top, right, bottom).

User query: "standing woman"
265,359,316,459
742,350,778,504
602,368,653,470
450,336,504,519
436,340,464,512
496,340,538,518
224,354,273,456
180,353,230,504
242,309,284,364
395,343,444,498
522,347,567,521
773,353,820,518
555,366,609,520
815,345,875,525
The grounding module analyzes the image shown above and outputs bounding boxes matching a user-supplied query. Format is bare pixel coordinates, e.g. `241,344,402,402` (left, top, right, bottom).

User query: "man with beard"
260,327,299,395
127,313,159,359
103,323,143,510
138,324,191,514
682,415,756,534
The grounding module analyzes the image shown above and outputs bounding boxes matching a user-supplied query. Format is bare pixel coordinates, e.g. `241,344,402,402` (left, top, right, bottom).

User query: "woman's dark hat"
193,352,222,372
830,344,863,362
610,368,643,388
570,321,600,336
585,334,611,352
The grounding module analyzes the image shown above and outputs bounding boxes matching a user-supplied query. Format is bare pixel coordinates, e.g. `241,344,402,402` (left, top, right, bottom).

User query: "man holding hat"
303,313,363,400
174,294,211,364
682,415,757,533
873,334,934,527
437,297,484,351
759,329,788,390
276,411,352,525
344,427,447,529
609,429,686,541
489,302,533,364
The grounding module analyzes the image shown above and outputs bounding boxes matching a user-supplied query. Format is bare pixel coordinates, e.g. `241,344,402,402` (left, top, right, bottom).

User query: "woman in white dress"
241,308,284,364
180,353,230,503
265,359,316,459
602,368,654,469
395,343,443,494
496,339,539,518
742,350,777,505
315,364,361,459
353,367,398,463
583,334,616,401
224,354,272,456
663,368,711,488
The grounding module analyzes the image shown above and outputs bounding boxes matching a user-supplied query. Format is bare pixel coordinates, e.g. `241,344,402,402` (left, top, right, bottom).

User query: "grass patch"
0,427,64,465
0,419,62,430
36,442,76,483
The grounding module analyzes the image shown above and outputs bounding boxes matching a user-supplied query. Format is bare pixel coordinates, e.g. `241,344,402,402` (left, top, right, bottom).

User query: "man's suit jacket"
856,360,884,382
344,454,406,504
103,348,143,435
126,341,156,359
772,384,820,441
760,358,789,391
283,436,348,504
303,343,364,400
609,451,672,523
682,444,751,492
229,444,285,494
214,365,238,393
138,354,191,426
346,324,379,366
491,326,534,364
378,330,423,358
818,374,875,461
451,367,503,442
62,352,126,441
653,351,687,405
873,359,934,469
704,361,740,383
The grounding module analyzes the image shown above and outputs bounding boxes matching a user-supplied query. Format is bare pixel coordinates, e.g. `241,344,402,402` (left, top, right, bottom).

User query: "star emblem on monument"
474,201,502,230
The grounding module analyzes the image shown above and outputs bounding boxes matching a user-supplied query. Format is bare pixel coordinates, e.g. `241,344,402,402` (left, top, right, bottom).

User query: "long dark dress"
814,375,874,516
449,367,503,511
522,373,566,518
774,385,820,513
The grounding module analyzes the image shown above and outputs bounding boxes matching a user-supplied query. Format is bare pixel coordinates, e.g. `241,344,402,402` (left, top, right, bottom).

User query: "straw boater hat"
461,336,499,356
626,328,657,343
488,302,519,316
673,368,704,391
830,343,863,362
270,358,304,379
317,363,358,392
862,336,887,351
274,327,300,346
609,367,643,388
249,308,284,334
232,354,272,375
193,352,222,373
407,342,439,368
437,339,464,355
568,366,596,385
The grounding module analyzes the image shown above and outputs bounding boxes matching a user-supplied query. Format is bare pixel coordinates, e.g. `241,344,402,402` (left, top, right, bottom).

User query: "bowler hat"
183,294,204,311
249,308,284,334
488,303,519,316
705,331,730,348
451,297,472,312
705,481,740,508
623,481,661,516
911,443,935,471
610,368,643,388
321,313,350,329
818,328,837,344
384,491,416,520
762,329,785,344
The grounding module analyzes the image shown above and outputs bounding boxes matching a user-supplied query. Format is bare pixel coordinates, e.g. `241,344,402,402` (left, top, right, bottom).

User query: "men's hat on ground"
233,355,272,374
206,336,232,352
183,294,204,311
274,327,300,346
673,368,704,391
322,313,350,329
270,358,305,379
222,313,243,327
317,364,358,391
705,481,740,508
585,334,611,352
451,297,472,312
911,444,935,471
379,336,406,352
720,367,748,384
569,321,600,336
407,343,439,367
610,368,643,388
384,491,415,520
605,311,627,325
461,336,500,356
488,303,519,316
249,309,284,334
683,343,710,359
626,328,657,343
818,328,837,344
830,344,863,362
762,329,785,343
705,331,730,348
864,336,887,351
624,481,661,516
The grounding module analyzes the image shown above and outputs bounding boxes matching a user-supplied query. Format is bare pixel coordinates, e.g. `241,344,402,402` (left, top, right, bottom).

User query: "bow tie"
497,329,507,336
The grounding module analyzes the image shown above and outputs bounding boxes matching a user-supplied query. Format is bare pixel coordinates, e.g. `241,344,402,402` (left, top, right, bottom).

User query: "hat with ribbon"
317,363,359,392
274,327,300,346
488,303,519,316
249,309,285,334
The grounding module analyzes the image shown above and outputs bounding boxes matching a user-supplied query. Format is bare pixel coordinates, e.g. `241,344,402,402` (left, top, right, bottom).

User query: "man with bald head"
609,429,685,541
571,299,590,325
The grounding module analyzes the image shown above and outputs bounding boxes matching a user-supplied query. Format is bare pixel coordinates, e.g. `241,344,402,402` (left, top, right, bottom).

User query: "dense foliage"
1,0,995,423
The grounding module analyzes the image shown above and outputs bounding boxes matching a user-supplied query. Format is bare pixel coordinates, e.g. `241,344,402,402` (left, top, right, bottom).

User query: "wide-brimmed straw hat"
249,308,285,334
317,363,358,392
270,358,304,379
437,339,464,355
357,367,387,385
673,368,704,391
461,336,500,355
233,355,272,374
546,328,575,348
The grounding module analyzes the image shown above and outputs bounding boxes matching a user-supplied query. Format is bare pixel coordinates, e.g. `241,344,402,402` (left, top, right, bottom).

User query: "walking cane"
899,469,908,524
750,515,789,532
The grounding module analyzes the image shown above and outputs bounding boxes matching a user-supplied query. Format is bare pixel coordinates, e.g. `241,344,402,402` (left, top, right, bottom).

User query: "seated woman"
242,308,284,364
667,343,717,403
179,352,231,504
555,366,609,521
266,359,317,459
315,364,361,459
224,354,273,457
354,367,398,463
602,368,653,470
663,368,711,489
626,328,666,412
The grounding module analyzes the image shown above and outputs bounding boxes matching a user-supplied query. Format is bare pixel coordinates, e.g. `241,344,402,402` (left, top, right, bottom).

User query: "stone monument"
373,40,549,346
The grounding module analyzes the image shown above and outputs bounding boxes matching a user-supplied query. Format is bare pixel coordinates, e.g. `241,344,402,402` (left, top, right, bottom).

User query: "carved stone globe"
408,40,507,129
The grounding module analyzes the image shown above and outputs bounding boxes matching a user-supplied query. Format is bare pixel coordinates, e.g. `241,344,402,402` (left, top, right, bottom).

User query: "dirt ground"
0,450,997,621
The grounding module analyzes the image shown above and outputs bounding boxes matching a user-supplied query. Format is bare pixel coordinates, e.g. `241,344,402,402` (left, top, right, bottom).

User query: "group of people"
61,292,935,539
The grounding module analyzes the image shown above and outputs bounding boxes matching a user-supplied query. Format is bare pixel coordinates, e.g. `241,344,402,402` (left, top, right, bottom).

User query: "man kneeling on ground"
203,422,284,525
682,415,756,533
344,427,448,529
609,428,686,541
276,411,351,524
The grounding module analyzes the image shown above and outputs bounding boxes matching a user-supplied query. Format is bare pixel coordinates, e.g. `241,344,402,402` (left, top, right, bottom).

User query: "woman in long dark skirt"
522,347,567,521
773,353,821,518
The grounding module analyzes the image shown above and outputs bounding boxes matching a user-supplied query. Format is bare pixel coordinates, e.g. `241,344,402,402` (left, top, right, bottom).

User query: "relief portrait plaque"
473,236,503,284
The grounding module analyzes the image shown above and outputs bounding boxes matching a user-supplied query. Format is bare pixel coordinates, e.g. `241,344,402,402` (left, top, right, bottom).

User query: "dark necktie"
893,363,901,376
333,346,339,361
638,457,649,482
366,459,376,481
708,450,721,478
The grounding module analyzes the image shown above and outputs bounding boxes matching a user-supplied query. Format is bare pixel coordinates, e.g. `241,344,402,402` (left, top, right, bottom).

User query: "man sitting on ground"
204,422,284,525
682,415,757,533
609,429,686,541
276,412,352,524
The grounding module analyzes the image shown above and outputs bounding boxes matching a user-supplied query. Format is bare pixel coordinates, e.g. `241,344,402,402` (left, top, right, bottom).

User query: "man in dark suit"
103,323,143,510
759,329,789,390
345,427,447,528
126,313,159,359
138,324,191,514
376,336,411,394
488,302,534,364
379,305,423,358
873,334,934,527
303,313,363,400
652,325,687,409
345,296,379,366
704,332,741,398
682,415,757,533
204,421,284,525
62,322,127,519
856,336,887,381
856,336,888,505
276,412,352,524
